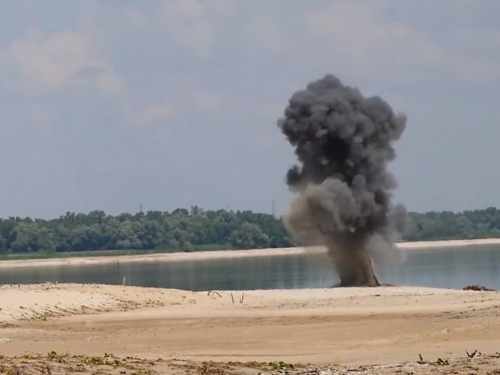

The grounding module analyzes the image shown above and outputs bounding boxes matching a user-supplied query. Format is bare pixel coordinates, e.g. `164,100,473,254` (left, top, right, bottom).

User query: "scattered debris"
207,291,222,297
467,350,478,358
463,285,495,291
435,358,449,366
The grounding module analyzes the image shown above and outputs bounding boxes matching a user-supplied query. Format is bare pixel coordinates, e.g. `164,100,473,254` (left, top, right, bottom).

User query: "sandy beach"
0,283,500,374
0,238,499,270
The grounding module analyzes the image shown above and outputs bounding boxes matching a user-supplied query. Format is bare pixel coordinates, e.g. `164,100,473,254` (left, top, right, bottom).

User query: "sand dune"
0,238,499,270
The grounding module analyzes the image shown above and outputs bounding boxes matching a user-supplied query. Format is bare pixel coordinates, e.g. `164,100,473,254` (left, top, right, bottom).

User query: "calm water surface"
0,245,499,291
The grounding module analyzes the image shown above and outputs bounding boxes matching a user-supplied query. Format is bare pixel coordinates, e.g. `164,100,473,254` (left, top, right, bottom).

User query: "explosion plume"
278,74,407,287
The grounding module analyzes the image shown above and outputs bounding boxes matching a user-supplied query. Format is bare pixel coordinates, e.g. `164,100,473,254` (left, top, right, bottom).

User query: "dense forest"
0,206,499,255
404,207,500,241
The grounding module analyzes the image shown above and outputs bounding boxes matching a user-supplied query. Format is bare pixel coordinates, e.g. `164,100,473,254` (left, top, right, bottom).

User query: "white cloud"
250,18,289,56
7,26,102,90
156,0,233,59
1,26,126,95
96,69,127,97
159,0,214,59
130,104,176,127
306,0,446,67
305,0,500,82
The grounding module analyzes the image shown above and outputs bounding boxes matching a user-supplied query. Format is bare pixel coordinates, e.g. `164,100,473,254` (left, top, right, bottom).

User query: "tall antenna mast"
139,203,143,213
272,199,275,217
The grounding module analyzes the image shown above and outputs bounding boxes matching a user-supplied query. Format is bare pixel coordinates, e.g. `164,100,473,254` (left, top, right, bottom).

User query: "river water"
0,245,499,291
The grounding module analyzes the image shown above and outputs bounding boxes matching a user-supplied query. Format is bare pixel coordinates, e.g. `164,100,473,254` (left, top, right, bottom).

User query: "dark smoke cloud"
278,74,407,286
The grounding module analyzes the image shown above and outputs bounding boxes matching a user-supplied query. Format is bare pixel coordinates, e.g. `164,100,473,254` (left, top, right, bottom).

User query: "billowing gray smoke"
278,74,407,287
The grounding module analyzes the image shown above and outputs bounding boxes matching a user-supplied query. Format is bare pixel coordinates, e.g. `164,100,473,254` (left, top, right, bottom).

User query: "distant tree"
229,222,270,249
404,207,500,241
10,222,55,253
0,234,6,253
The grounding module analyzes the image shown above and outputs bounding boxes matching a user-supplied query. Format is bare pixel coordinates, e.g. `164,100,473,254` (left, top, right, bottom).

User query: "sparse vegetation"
1,352,500,375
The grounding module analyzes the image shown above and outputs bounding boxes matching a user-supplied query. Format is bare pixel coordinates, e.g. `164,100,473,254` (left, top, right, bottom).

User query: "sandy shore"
0,283,499,374
0,284,500,374
0,238,499,270
397,238,500,249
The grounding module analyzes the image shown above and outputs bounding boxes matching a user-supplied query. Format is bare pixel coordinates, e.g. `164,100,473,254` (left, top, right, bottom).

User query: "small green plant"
269,361,294,371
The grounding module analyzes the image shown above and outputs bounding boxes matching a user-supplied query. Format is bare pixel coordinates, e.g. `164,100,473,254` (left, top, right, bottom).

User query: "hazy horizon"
1,0,499,219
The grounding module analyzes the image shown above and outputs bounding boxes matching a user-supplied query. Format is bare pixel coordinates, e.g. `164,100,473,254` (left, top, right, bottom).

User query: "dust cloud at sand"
278,74,407,286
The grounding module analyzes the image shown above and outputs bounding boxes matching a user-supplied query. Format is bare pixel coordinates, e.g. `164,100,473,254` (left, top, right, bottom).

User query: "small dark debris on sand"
463,285,495,291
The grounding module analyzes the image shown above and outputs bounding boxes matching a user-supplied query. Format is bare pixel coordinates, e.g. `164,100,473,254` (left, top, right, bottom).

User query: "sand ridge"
0,282,489,322
0,283,220,322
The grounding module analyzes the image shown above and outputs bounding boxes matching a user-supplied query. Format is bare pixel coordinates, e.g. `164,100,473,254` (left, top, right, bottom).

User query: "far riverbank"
0,238,499,270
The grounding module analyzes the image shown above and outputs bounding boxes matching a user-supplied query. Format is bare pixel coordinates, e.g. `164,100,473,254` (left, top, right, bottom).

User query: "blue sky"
0,0,499,218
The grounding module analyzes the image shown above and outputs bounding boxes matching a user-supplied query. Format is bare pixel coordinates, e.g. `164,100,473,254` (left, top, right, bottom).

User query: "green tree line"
1,206,500,255
0,207,293,254
404,207,500,241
